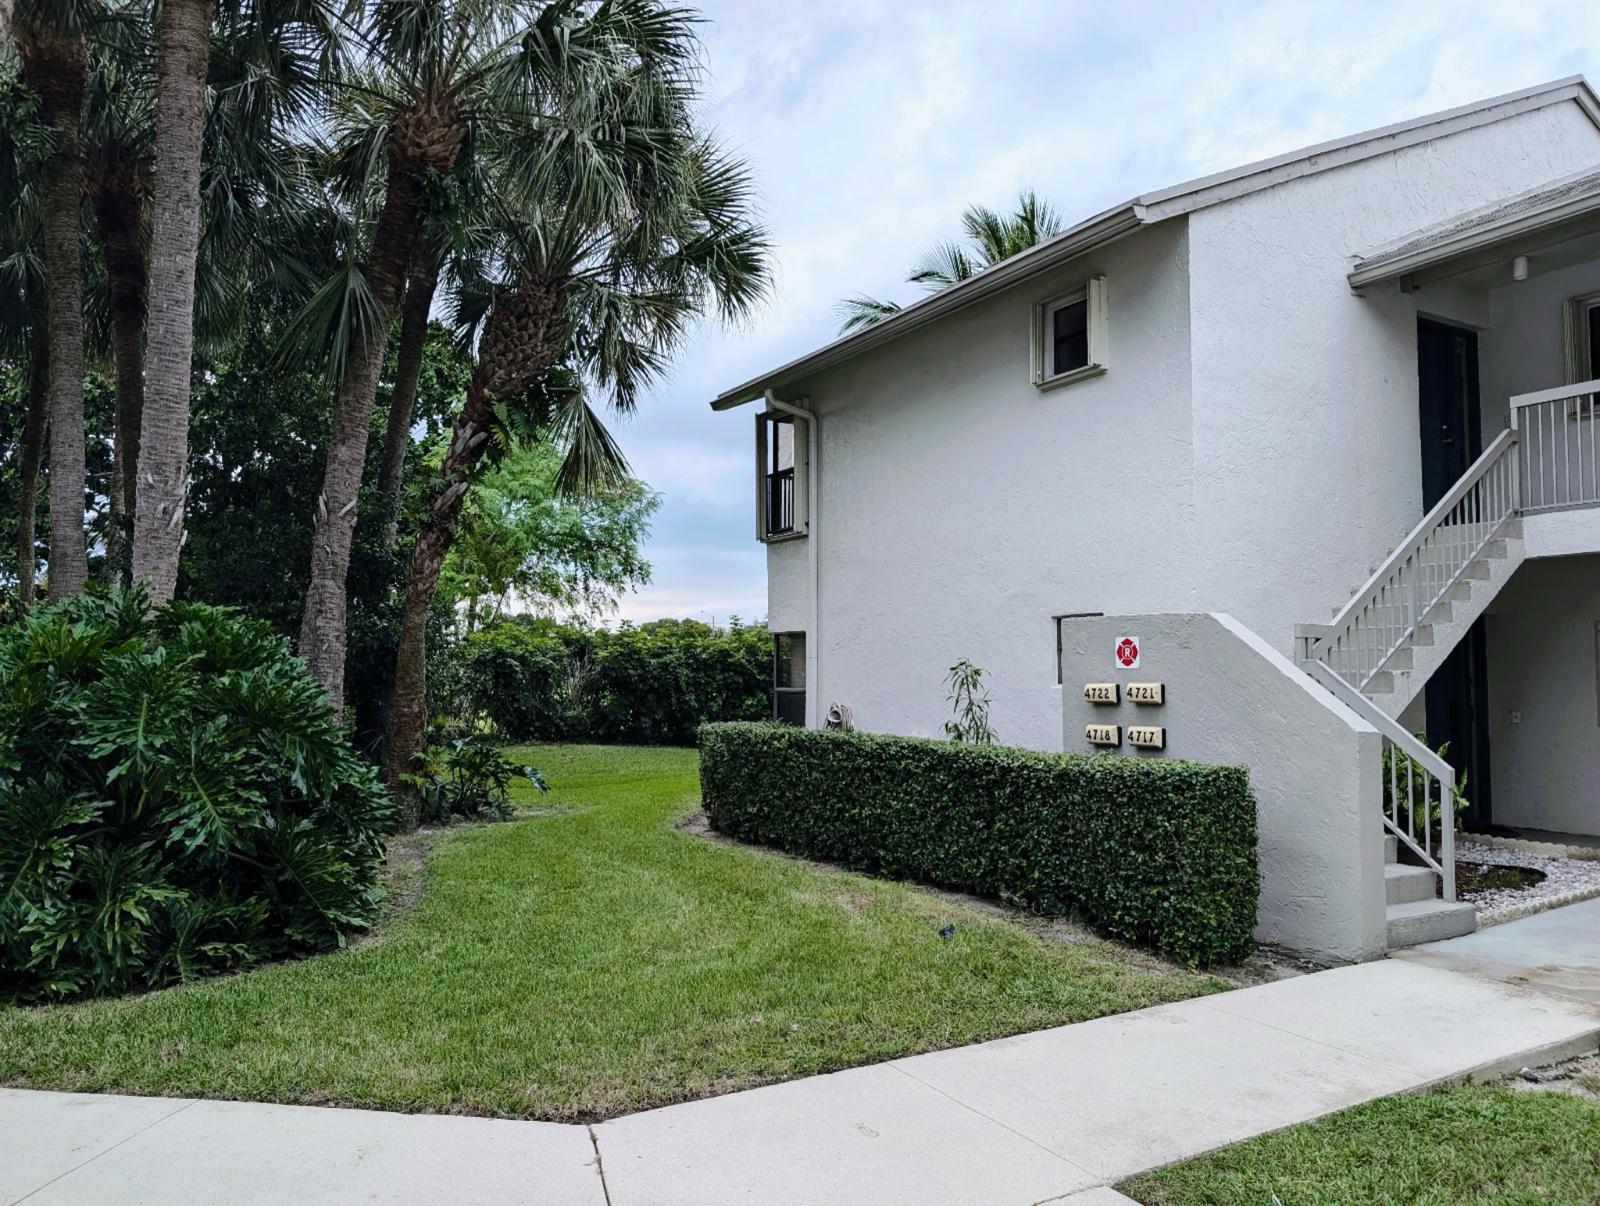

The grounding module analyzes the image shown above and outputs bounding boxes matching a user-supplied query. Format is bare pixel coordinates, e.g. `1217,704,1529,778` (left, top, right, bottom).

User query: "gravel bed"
1456,839,1600,923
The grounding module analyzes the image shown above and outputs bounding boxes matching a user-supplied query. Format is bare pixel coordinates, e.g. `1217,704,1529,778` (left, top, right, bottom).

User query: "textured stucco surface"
771,218,1196,750
1185,101,1600,661
1486,554,1600,836
1481,256,1600,431
765,99,1600,756
1059,612,1385,961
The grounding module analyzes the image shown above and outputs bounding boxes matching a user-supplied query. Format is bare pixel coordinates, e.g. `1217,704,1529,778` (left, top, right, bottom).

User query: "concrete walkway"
1395,894,1600,1004
7,908,1600,1205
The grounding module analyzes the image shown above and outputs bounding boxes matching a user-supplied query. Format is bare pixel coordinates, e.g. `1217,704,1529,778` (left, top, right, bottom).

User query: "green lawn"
0,744,1222,1121
1120,1084,1600,1205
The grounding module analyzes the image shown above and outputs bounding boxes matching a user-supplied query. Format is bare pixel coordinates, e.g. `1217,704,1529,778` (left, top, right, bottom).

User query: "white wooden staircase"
1297,378,1600,950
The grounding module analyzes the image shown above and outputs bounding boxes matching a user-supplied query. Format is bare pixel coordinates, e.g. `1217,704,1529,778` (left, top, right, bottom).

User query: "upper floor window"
757,410,807,541
1033,276,1108,389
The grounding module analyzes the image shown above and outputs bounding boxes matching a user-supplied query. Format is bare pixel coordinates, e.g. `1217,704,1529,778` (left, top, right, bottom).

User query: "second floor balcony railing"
765,467,795,537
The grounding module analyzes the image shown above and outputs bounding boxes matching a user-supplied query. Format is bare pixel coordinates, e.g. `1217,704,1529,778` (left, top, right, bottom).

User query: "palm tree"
0,57,48,608
128,0,213,601
381,19,771,804
15,0,92,598
133,0,337,602
836,190,1062,334
293,0,507,706
83,17,154,582
374,223,446,546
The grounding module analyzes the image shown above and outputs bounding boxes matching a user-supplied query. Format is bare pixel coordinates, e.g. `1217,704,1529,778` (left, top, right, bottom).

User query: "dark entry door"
1416,319,1493,828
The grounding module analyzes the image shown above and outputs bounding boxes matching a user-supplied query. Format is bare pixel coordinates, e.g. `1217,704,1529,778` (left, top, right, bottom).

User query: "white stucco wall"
766,536,808,634
1480,257,1600,434
1486,555,1600,836
771,217,1197,750
1059,612,1386,961
765,102,1600,754
1185,102,1600,662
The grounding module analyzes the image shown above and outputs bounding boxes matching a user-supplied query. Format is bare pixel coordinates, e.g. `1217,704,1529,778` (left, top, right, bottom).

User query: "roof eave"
1139,76,1600,222
1349,182,1600,287
709,203,1146,410
711,75,1600,410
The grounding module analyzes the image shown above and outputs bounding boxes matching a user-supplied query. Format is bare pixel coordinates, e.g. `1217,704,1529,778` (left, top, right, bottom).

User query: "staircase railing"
1513,377,1600,512
1309,428,1519,690
1303,660,1457,900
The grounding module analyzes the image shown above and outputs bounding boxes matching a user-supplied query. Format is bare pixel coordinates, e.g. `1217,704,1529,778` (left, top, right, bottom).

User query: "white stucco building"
714,78,1600,962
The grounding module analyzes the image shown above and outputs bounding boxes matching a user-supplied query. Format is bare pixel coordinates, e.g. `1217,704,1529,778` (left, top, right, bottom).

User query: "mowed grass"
1120,1084,1600,1205
0,744,1223,1120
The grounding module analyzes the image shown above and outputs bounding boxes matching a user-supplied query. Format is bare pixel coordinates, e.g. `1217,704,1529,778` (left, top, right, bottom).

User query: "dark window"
1589,302,1600,380
1052,297,1089,376
763,415,796,537
773,632,806,724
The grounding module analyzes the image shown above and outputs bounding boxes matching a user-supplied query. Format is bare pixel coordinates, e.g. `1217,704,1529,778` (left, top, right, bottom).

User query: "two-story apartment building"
713,78,1600,963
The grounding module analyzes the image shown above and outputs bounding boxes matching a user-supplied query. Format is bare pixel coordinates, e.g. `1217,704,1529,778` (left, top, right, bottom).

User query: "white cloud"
610,0,1600,623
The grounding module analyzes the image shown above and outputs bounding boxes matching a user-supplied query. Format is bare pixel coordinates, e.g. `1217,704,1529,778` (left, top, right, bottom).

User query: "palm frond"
273,253,383,383
908,240,978,289
834,294,901,334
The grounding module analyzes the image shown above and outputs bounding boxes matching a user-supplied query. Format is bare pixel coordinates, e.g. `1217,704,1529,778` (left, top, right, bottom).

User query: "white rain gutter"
765,389,820,727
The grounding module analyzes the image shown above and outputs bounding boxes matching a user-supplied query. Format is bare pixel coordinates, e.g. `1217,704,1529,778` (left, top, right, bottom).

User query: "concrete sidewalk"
1395,894,1600,1004
7,912,1600,1205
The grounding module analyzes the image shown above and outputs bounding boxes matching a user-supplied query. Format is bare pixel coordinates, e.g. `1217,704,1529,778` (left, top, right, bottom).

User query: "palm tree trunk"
297,167,423,706
384,278,568,813
16,325,48,612
131,0,213,603
94,172,147,587
17,19,89,599
376,243,442,547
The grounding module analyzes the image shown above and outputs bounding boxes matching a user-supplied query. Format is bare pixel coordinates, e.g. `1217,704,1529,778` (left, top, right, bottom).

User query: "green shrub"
0,589,393,1000
401,734,547,824
432,617,769,744
698,722,1258,966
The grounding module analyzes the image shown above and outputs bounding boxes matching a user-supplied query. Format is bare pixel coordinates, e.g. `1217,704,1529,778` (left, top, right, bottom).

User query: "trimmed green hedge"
429,618,770,745
698,723,1258,966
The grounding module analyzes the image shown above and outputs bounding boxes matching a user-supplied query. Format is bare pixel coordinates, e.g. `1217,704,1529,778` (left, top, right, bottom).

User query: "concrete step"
1383,834,1398,864
1386,899,1476,949
1385,863,1438,905
1462,559,1491,581
1483,537,1509,559
1382,648,1413,672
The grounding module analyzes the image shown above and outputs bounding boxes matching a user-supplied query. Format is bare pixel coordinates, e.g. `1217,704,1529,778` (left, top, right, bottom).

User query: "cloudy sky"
607,0,1600,624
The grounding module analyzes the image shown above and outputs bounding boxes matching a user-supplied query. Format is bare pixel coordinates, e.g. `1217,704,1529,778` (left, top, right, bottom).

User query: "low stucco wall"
1059,612,1387,962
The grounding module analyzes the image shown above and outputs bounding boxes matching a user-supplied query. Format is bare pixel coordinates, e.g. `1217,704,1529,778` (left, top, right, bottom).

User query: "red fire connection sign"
1115,636,1140,669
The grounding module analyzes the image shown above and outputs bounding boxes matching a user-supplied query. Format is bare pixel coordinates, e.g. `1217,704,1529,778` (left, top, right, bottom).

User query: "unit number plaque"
1083,682,1119,704
1085,724,1121,747
1127,682,1165,705
1128,725,1166,750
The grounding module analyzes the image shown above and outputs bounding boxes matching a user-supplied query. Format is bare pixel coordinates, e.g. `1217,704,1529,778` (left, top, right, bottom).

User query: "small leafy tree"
942,658,997,745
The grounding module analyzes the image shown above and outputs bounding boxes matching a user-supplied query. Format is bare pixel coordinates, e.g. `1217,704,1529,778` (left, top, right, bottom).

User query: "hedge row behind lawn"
698,723,1259,966
430,618,770,745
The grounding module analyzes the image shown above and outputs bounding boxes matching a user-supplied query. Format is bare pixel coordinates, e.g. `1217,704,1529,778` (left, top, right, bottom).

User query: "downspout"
764,389,820,727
